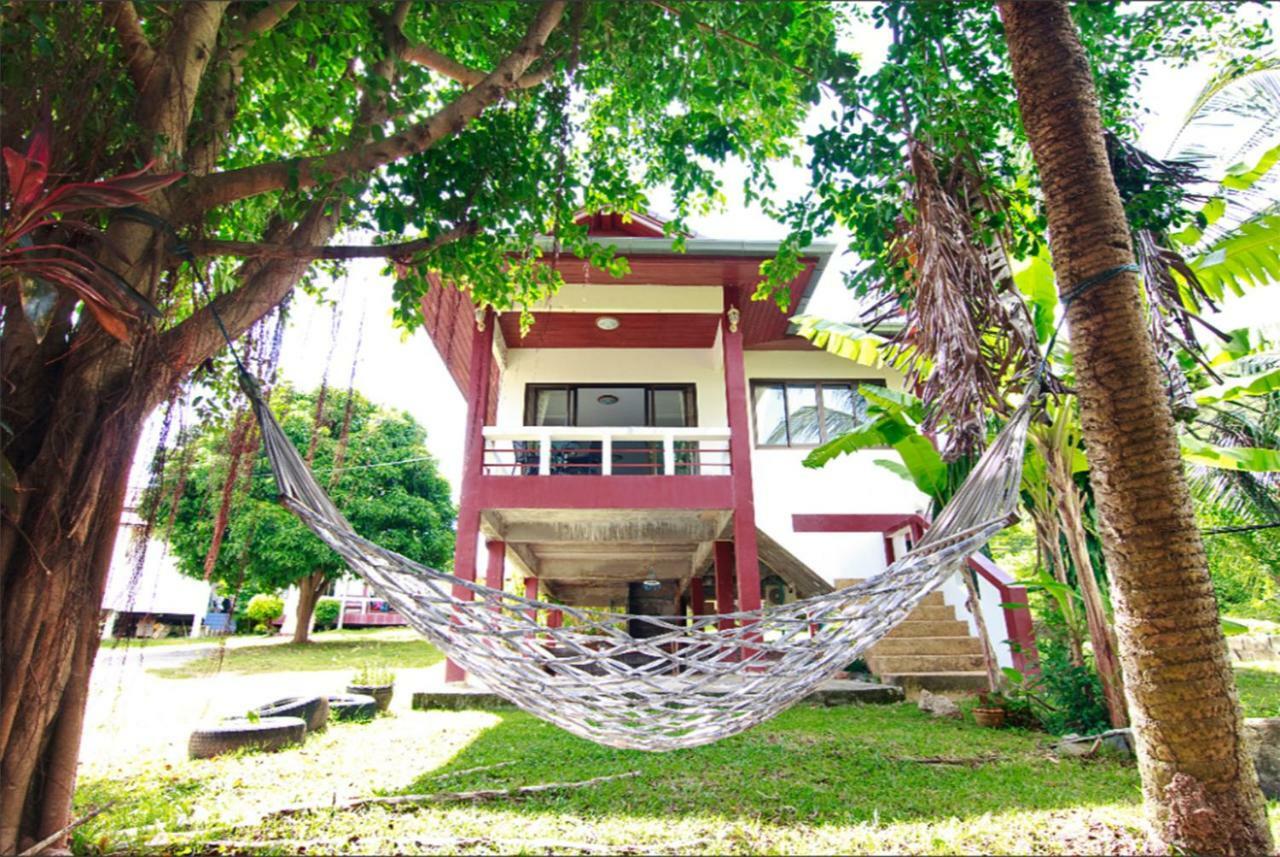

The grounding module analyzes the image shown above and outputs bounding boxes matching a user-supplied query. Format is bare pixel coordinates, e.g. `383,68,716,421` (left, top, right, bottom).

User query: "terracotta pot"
347,683,393,711
972,706,1006,728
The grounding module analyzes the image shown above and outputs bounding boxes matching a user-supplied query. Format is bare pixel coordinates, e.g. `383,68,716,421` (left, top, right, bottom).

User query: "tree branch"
240,0,298,40
106,2,157,91
184,222,479,260
183,0,567,212
398,43,556,91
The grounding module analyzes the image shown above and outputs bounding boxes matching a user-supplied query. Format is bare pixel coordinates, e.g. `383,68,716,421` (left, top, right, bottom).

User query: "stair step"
835,582,945,608
880,671,990,695
906,605,960,622
870,636,984,656
886,620,973,638
868,653,988,673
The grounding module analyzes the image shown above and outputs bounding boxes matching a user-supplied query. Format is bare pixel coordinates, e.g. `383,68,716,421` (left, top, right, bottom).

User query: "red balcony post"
722,286,762,615
524,576,539,625
446,307,495,684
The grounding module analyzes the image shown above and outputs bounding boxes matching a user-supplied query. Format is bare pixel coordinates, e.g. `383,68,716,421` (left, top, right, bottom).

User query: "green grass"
75,703,1163,855
72,635,1280,854
148,628,442,678
1235,661,1280,718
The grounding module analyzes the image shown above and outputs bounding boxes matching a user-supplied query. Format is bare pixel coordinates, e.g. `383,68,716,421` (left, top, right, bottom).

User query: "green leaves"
1187,214,1280,297
802,383,947,504
1194,367,1280,405
1180,437,1280,473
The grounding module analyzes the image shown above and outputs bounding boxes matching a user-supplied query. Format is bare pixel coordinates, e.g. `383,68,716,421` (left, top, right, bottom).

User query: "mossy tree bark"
999,2,1273,852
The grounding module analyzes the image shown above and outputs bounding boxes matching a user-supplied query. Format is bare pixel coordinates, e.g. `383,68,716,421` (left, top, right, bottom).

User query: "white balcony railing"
481,426,732,476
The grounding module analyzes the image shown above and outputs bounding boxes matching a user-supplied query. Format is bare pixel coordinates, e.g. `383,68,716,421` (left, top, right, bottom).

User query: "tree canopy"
158,384,454,598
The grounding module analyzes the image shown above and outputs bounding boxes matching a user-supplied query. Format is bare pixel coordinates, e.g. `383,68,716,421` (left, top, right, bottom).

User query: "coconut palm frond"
870,138,1040,461
1168,58,1280,249
1187,387,1280,524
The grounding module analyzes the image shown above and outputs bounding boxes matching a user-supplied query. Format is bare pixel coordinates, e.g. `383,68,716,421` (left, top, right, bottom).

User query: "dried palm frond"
873,137,1040,460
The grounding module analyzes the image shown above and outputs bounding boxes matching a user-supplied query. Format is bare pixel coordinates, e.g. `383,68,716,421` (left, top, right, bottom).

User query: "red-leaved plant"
1,127,182,342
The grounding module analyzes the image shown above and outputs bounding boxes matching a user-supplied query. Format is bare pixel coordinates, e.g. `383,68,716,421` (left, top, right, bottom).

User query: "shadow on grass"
405,702,1141,827
149,634,443,678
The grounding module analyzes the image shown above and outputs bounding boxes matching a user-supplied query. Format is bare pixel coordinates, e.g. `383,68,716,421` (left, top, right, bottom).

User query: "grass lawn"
147,628,443,678
71,636,1280,855
1236,661,1280,718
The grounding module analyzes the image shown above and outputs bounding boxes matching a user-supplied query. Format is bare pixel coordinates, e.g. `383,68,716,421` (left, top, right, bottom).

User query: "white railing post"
663,432,676,476
601,432,613,476
538,430,552,476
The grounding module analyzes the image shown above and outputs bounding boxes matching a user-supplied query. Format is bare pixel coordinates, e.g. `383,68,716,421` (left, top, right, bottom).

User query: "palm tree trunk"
999,2,1272,852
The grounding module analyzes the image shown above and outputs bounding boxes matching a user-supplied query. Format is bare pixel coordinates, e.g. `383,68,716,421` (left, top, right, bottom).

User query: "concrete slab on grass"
413,678,903,711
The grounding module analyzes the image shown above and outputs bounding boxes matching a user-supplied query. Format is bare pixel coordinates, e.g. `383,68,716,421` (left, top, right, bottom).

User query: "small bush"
314,597,341,630
245,593,284,633
352,664,395,686
1034,638,1111,736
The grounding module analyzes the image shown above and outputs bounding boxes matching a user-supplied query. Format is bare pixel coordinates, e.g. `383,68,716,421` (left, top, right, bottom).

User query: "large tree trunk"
999,2,1273,853
292,571,328,645
0,331,163,854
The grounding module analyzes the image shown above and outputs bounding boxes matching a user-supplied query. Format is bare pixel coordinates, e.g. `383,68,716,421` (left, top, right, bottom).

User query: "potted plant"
348,665,395,711
972,691,1008,728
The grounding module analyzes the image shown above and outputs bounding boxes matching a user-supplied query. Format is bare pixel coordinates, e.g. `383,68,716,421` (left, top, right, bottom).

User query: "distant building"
101,508,217,638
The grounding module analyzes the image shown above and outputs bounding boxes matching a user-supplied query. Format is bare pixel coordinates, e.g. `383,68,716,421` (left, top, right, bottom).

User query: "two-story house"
419,212,1034,691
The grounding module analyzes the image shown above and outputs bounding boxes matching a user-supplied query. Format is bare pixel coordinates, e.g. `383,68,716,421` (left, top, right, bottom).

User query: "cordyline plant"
1,128,180,342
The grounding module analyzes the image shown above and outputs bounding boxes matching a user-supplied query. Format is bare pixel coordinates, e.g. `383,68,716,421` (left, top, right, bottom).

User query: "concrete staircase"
837,581,989,695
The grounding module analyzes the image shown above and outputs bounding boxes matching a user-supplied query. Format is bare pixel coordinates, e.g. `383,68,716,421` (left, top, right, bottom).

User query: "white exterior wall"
742,349,927,587
490,321,1014,667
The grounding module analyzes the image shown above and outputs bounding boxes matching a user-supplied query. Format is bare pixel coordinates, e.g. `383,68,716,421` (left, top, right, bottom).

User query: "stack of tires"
187,692,378,759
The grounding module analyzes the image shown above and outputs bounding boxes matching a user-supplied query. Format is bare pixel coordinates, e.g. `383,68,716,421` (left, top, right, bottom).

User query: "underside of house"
417,212,1034,691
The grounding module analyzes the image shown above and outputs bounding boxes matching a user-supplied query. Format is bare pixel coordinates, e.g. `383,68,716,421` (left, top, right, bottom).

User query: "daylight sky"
131,8,1280,500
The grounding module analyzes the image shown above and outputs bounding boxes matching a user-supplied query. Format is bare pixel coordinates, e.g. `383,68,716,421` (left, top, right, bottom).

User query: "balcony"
477,426,735,510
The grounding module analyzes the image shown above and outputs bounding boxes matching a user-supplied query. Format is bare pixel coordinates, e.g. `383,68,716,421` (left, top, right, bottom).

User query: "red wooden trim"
477,475,733,510
967,553,1039,674
497,312,720,349
723,286,762,614
484,540,505,591
446,309,494,684
713,541,735,631
792,513,919,533
524,577,539,625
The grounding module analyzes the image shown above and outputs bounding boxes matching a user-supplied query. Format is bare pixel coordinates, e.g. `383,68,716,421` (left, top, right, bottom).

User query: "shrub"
1034,638,1111,736
314,597,341,630
351,664,395,686
244,593,284,633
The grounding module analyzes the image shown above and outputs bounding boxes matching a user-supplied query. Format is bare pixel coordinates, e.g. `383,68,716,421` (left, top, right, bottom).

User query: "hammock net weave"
244,374,1032,751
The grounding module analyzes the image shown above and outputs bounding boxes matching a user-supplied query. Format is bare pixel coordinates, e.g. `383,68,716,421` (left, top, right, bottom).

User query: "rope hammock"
240,369,1034,751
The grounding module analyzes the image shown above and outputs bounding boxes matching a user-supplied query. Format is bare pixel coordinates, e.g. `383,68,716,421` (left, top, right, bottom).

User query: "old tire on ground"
327,693,378,722
255,695,329,732
188,716,306,759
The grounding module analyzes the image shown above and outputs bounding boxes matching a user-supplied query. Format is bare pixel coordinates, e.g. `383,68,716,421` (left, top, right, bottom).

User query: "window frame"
524,383,699,428
749,379,886,449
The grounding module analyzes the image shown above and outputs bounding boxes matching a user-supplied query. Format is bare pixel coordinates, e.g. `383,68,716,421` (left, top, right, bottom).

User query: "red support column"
722,286,762,615
446,308,495,684
714,540,736,631
689,576,706,617
524,576,539,625
484,539,505,599
548,609,563,629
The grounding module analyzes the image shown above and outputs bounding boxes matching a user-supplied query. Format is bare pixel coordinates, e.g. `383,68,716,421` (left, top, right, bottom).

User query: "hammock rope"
240,368,1034,751
155,217,1049,751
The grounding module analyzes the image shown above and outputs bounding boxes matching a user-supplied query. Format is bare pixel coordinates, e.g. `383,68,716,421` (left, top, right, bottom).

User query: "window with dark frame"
751,380,884,448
